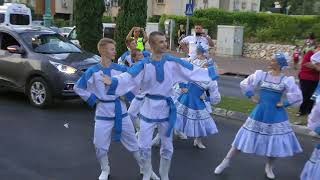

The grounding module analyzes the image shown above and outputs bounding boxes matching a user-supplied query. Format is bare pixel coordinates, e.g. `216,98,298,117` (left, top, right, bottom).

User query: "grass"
215,96,308,125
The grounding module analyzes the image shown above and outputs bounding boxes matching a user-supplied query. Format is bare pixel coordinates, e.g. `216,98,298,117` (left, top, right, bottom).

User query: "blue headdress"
274,51,288,69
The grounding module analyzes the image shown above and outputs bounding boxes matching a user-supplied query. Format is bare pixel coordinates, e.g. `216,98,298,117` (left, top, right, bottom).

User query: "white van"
0,3,32,26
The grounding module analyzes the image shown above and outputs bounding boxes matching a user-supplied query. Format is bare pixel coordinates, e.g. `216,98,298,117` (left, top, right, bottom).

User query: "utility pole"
43,0,52,27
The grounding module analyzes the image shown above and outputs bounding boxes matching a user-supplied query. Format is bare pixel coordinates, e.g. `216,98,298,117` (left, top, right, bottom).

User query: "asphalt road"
218,75,245,98
0,90,317,180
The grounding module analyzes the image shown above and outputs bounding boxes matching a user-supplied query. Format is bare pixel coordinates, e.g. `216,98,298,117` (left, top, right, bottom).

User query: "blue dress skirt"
232,76,302,157
175,82,218,137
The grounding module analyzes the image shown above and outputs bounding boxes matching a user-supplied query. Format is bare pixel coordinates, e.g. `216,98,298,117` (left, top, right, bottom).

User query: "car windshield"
20,32,81,54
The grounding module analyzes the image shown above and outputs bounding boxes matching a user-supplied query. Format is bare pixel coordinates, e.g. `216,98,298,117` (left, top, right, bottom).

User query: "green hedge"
102,16,113,23
160,8,320,44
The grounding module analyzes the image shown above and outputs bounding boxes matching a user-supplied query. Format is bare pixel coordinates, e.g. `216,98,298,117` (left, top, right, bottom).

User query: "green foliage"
102,16,113,23
75,0,105,54
160,8,320,44
53,18,71,27
115,0,148,58
148,15,161,23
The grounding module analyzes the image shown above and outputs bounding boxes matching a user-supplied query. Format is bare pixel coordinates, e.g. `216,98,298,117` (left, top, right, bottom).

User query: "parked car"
59,26,74,37
0,25,100,108
67,23,116,47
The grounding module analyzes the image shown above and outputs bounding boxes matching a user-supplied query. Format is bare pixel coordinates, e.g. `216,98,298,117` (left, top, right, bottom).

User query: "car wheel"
27,77,52,108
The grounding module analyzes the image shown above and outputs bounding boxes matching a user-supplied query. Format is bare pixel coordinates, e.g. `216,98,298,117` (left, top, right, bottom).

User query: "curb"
212,107,320,139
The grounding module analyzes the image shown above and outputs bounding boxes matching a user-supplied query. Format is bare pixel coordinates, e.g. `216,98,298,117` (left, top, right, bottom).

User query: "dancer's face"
269,59,281,71
150,35,168,53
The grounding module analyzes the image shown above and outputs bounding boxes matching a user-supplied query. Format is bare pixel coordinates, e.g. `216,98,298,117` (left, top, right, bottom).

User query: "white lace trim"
176,101,211,120
243,118,293,135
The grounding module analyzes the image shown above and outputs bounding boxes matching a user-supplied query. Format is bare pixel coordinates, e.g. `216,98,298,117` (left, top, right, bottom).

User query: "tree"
114,0,148,58
260,0,319,15
75,0,105,54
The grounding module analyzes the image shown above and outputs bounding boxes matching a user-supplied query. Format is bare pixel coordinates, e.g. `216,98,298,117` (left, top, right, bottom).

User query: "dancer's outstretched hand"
276,102,283,107
251,96,259,104
181,88,188,93
102,74,112,85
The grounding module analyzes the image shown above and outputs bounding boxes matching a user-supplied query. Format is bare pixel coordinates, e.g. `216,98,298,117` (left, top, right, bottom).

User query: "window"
241,2,247,9
251,3,257,12
0,13,4,23
234,0,240,11
0,33,20,50
10,14,30,25
156,0,164,4
20,32,81,54
112,0,119,7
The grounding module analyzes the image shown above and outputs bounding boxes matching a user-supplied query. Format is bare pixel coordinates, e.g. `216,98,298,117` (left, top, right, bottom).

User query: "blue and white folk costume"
175,81,220,138
215,52,303,179
174,54,220,149
106,53,218,180
118,50,151,67
74,63,159,180
301,94,320,180
233,70,303,157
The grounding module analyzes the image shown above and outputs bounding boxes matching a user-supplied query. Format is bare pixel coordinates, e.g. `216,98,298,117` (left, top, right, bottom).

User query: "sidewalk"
215,56,299,78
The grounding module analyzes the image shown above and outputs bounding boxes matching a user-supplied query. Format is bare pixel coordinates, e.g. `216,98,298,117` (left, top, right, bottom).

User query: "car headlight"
49,61,77,74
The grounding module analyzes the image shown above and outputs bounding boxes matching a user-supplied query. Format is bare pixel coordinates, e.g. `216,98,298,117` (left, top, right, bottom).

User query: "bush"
160,8,320,44
53,18,70,27
102,16,113,23
148,15,161,23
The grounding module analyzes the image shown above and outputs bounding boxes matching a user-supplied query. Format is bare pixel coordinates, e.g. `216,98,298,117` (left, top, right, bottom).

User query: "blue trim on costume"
127,59,148,77
283,100,290,107
245,91,254,98
110,63,128,72
150,59,165,82
317,144,320,149
140,114,169,123
146,94,176,137
205,96,210,102
107,77,118,95
124,92,135,102
315,126,320,135
166,54,193,70
97,98,124,141
142,50,151,57
95,113,128,120
135,96,144,101
86,94,97,107
120,51,130,61
179,82,187,88
76,64,101,89
208,66,219,80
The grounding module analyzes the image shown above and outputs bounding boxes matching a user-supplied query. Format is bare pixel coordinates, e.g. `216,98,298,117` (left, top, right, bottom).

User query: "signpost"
185,1,194,36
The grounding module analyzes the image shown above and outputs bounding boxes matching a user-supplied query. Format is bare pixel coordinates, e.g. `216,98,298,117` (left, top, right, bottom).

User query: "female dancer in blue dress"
175,45,220,149
214,52,303,179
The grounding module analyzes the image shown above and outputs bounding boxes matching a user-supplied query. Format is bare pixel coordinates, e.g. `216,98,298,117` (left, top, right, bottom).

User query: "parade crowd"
74,24,320,180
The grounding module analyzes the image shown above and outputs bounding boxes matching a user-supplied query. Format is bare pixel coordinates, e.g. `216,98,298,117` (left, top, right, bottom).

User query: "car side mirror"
7,45,25,54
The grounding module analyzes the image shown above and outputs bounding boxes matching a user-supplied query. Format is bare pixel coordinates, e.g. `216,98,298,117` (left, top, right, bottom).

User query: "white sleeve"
107,66,145,96
240,70,264,98
172,57,218,84
118,56,125,65
74,70,98,107
208,81,221,105
180,36,191,44
283,76,303,107
307,97,320,133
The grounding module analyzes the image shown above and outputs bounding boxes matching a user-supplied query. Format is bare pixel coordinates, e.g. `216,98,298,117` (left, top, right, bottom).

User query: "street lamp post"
43,0,52,27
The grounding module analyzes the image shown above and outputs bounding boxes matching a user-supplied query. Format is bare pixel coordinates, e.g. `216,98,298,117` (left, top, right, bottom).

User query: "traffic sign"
185,3,193,16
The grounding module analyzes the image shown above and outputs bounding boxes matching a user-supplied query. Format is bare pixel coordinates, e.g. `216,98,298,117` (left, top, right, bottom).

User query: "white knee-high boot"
159,157,171,180
133,151,159,180
98,154,110,180
265,157,276,179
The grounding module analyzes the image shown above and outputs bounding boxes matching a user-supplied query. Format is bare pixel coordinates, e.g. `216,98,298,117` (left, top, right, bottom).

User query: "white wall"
55,0,73,14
